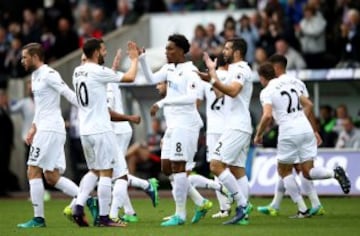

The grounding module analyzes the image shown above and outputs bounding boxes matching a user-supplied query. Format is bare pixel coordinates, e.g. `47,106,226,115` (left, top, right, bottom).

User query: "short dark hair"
257,62,276,81
227,38,247,59
83,38,101,59
22,43,45,61
268,54,287,69
168,34,190,54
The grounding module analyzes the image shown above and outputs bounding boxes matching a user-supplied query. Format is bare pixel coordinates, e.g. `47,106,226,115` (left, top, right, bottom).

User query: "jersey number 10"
75,82,89,107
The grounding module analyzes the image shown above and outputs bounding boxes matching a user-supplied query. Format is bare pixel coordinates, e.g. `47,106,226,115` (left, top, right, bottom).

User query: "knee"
27,166,42,179
44,173,60,186
210,160,223,176
302,170,311,180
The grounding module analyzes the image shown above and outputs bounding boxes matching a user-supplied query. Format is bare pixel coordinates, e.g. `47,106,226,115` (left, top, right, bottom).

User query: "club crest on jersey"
237,73,242,80
190,82,196,89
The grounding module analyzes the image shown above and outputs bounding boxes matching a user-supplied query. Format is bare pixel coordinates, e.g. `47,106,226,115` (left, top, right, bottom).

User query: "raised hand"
203,52,217,71
150,104,159,117
111,49,122,71
127,41,139,60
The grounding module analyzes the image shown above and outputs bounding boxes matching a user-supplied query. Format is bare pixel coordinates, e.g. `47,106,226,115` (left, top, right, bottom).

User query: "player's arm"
9,99,24,113
139,53,167,84
47,70,78,107
198,52,242,98
300,95,322,145
25,123,37,145
254,104,273,145
120,41,139,83
108,108,141,124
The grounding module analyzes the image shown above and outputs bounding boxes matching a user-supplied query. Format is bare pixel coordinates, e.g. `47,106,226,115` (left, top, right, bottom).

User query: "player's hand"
111,49,122,71
314,132,323,146
203,52,217,71
127,41,139,60
150,104,159,117
137,46,145,55
195,70,211,82
130,115,141,124
253,135,263,145
25,125,37,145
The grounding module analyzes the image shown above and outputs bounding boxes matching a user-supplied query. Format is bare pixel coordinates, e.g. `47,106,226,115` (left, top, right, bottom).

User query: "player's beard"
224,55,233,64
98,54,105,65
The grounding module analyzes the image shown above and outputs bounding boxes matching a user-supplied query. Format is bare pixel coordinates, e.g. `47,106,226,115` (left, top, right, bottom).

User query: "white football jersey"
156,62,203,130
260,76,313,136
278,73,309,98
106,83,132,134
72,62,124,135
199,69,230,134
31,64,76,133
225,61,253,134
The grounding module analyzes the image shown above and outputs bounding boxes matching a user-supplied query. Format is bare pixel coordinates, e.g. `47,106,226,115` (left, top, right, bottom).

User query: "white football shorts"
80,131,122,173
206,133,222,162
211,129,251,168
277,132,317,164
27,131,66,174
161,128,199,167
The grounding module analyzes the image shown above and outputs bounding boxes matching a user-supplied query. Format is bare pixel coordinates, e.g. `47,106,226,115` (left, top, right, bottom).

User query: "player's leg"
299,173,325,216
128,174,159,207
300,133,350,194
211,130,248,225
257,176,283,216
17,165,46,228
277,135,309,218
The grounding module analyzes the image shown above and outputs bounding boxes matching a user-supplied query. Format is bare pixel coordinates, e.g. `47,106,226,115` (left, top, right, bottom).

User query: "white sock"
109,178,128,219
76,171,98,206
237,175,249,201
123,193,136,215
188,174,221,190
54,177,79,197
270,177,285,209
218,168,247,207
214,177,231,211
309,167,334,179
188,184,205,206
98,177,112,216
128,174,149,190
30,178,45,218
300,174,321,208
283,175,307,212
69,198,77,208
173,172,188,220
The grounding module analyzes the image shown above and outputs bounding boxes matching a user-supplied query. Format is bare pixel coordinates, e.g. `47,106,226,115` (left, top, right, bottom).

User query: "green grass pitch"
1,195,359,236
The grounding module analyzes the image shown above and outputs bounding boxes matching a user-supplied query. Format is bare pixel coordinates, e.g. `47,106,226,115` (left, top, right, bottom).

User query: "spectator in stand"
53,18,79,60
334,104,350,133
192,24,208,51
112,0,141,29
77,20,103,48
22,8,41,45
188,41,207,71
274,37,306,70
219,16,237,39
319,105,338,147
6,22,22,42
238,14,259,65
337,8,360,68
252,46,268,71
335,117,360,149
126,117,164,178
295,4,327,69
205,23,223,58
0,26,10,83
256,11,277,56
4,37,26,78
92,6,112,34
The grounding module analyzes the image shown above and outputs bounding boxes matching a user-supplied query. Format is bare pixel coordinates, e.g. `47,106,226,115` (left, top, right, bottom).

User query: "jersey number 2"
281,89,301,113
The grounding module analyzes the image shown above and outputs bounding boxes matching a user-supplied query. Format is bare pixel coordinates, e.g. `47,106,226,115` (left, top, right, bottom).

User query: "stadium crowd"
0,0,360,85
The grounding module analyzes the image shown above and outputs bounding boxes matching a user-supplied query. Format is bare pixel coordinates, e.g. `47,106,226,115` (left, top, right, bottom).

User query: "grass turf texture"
1,196,359,236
